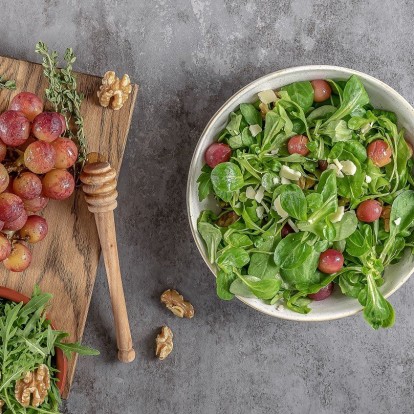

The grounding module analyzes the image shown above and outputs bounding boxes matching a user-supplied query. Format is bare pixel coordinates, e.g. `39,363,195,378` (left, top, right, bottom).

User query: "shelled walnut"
298,176,315,190
15,364,50,407
155,326,173,360
160,289,194,318
381,204,391,232
97,71,132,110
0,399,4,413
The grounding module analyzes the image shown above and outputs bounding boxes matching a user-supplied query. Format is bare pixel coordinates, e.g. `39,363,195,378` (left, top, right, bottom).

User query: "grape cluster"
0,92,78,272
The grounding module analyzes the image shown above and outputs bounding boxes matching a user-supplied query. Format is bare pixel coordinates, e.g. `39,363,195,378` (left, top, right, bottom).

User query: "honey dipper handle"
94,212,135,362
81,160,135,363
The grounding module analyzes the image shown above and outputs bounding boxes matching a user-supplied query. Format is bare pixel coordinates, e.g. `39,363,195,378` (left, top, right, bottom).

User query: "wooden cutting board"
0,55,138,396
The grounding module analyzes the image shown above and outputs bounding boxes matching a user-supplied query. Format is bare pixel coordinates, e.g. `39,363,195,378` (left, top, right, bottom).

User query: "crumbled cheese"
274,196,289,218
327,164,344,178
341,160,357,176
258,90,277,104
281,177,291,184
270,149,279,155
256,206,265,219
394,217,401,226
246,186,256,199
273,176,280,185
365,175,372,184
255,186,265,203
287,219,299,233
329,206,345,223
333,158,343,170
249,124,262,137
276,304,284,311
280,165,301,181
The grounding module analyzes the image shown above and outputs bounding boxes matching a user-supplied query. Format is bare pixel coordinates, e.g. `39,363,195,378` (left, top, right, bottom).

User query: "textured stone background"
1,0,414,413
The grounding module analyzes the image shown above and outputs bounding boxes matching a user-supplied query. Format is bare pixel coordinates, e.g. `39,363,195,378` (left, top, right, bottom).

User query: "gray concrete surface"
1,0,414,413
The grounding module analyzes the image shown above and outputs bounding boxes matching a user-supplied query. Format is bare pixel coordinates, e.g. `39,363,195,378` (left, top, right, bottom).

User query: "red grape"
318,160,328,171
0,233,11,261
57,113,66,135
318,249,344,274
0,140,6,163
311,80,332,102
3,209,28,231
19,215,48,243
356,199,382,222
9,92,43,121
3,242,31,272
0,110,30,147
281,223,294,238
0,164,9,193
17,134,37,152
13,172,42,200
205,143,232,169
32,112,62,142
367,140,392,167
24,141,56,174
0,193,24,222
287,135,309,156
42,169,75,200
23,195,49,213
52,138,78,169
308,282,334,301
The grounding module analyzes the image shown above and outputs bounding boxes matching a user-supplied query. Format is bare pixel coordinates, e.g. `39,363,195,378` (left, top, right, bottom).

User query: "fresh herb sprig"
0,287,99,413
35,41,87,180
0,75,16,90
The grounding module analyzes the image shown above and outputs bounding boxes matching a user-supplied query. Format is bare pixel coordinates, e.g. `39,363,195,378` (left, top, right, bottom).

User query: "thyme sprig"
35,41,87,179
0,76,16,90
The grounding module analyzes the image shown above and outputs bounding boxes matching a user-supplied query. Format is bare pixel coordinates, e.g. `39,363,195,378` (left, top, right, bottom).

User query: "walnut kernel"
0,399,4,413
298,176,315,190
15,364,50,407
97,71,132,110
381,205,391,232
160,289,194,318
155,326,173,360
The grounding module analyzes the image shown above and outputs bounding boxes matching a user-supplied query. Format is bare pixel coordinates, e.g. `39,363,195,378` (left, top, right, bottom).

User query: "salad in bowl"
191,71,414,329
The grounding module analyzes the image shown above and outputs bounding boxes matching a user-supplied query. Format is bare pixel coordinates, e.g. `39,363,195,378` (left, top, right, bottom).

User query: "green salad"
197,75,414,329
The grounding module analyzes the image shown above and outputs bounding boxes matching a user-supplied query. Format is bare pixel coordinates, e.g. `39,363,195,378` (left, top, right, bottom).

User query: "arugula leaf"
226,112,243,136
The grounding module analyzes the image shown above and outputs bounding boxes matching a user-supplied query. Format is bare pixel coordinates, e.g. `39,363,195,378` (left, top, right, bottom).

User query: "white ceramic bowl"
187,65,414,321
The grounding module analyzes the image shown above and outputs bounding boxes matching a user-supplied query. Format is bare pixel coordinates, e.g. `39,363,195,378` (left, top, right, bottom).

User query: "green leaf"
198,222,222,263
240,103,262,126
238,274,281,300
229,276,258,298
324,75,369,124
281,81,314,111
217,247,250,272
226,112,243,136
390,190,414,233
211,162,244,193
346,227,371,257
197,165,213,201
279,184,307,220
274,232,313,269
56,341,100,357
216,270,237,300
307,105,337,121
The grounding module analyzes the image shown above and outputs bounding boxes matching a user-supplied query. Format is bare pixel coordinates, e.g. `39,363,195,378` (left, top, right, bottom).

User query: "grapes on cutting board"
0,90,79,272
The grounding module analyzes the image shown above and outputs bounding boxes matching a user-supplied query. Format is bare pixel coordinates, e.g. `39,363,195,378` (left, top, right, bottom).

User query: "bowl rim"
0,286,67,394
186,64,414,322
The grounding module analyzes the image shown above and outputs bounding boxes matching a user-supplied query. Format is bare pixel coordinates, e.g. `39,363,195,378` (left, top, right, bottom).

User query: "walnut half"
15,364,51,407
97,71,132,110
160,289,194,318
155,326,173,360
0,399,4,413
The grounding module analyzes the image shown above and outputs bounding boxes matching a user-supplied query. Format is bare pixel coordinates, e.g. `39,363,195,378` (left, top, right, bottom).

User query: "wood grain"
0,55,138,396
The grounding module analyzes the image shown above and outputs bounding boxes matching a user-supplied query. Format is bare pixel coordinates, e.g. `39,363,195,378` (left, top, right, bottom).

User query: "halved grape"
42,169,75,200
311,80,332,102
0,140,6,163
3,209,28,231
0,110,30,147
287,135,309,156
32,112,62,142
19,215,48,243
281,223,294,238
356,199,382,223
205,143,232,169
0,193,24,222
0,164,9,193
3,242,31,272
9,92,43,121
13,172,42,200
0,233,11,261
24,141,56,174
23,195,49,213
52,138,78,169
367,140,392,167
308,282,334,301
318,249,344,274
318,160,328,171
